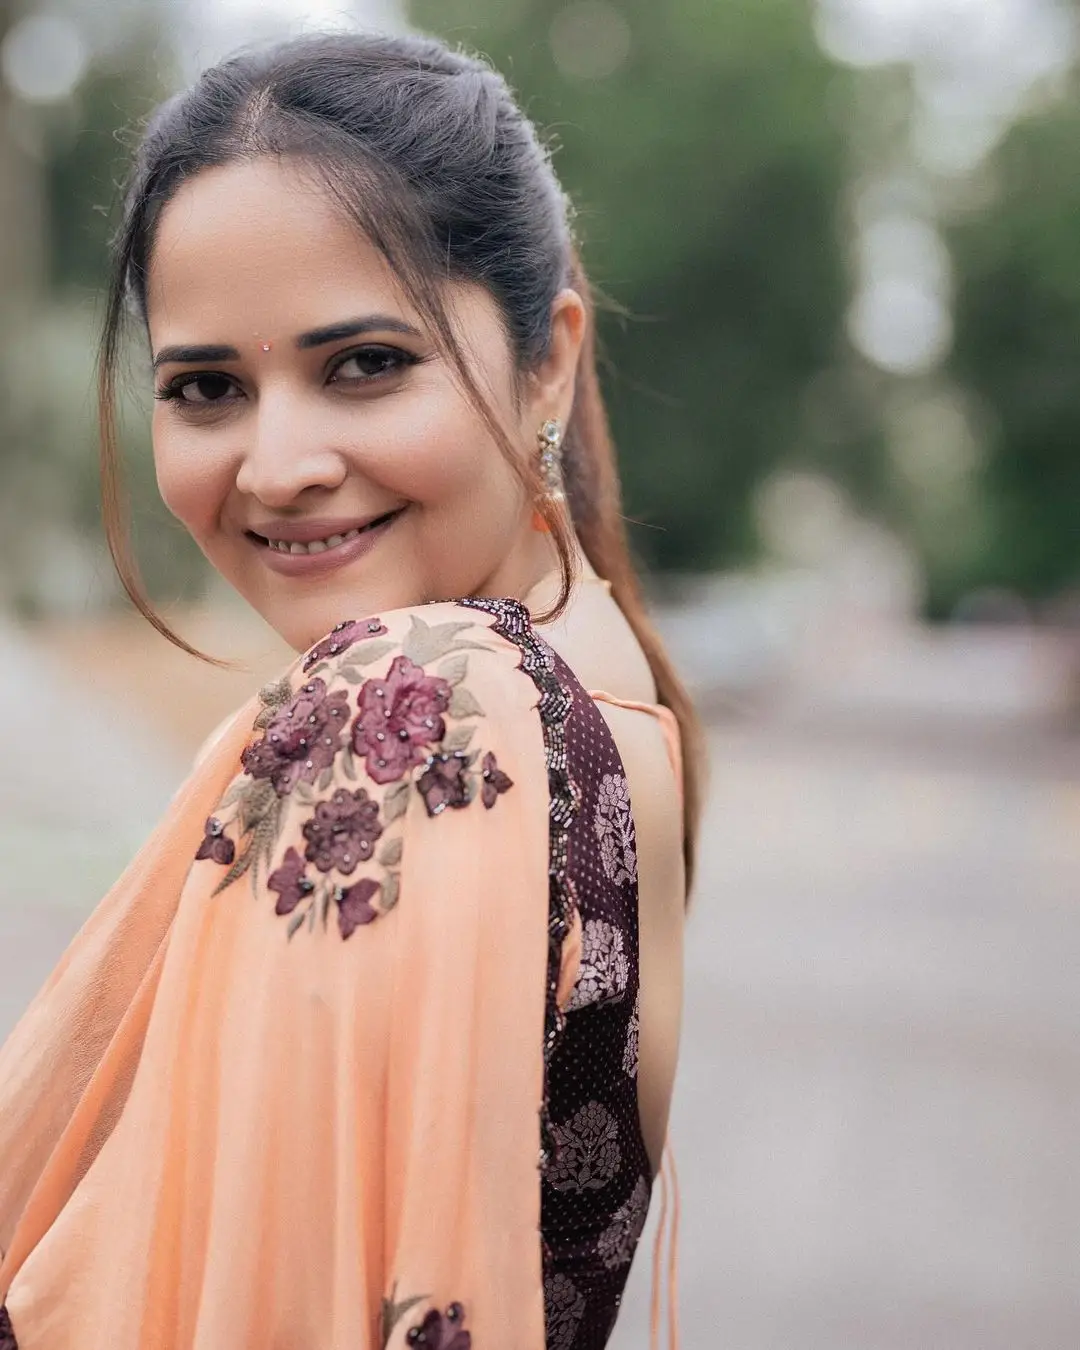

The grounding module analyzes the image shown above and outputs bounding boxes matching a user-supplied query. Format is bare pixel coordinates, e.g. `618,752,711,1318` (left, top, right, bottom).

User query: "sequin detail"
539,646,652,1348
458,597,579,1173
565,919,630,1012
594,774,637,887
545,1273,586,1350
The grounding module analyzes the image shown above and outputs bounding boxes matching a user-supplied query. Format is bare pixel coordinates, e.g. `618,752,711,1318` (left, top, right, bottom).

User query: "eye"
328,344,417,384
157,372,239,406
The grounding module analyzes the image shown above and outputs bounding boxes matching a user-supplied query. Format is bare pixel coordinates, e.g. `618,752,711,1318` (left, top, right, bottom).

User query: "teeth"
268,524,369,555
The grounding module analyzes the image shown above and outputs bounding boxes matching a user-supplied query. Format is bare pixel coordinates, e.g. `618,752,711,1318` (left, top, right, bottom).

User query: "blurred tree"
944,81,1080,607
410,0,855,576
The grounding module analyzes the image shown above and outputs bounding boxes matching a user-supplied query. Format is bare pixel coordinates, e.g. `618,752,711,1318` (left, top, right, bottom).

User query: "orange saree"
0,598,669,1349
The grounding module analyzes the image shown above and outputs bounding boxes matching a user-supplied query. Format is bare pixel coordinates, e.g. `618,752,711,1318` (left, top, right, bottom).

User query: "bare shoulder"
536,582,658,705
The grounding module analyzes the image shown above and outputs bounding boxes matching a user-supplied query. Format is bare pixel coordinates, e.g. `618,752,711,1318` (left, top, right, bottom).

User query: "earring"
532,418,564,532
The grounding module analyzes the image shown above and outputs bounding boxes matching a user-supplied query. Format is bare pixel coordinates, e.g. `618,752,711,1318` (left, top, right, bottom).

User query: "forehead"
145,158,413,338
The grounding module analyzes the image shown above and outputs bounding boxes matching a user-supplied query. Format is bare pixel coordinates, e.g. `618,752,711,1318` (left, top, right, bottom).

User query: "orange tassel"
531,507,551,533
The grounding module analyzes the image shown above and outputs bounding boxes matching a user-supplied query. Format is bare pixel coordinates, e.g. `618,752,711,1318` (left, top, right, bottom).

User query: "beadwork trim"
457,597,581,1169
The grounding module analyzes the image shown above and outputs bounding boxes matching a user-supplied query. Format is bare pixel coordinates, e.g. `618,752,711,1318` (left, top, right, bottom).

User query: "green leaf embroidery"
378,836,403,868
316,765,335,792
442,724,475,754
349,638,396,667
286,910,305,940
383,780,411,823
341,746,358,781
449,685,484,719
437,652,469,686
401,615,477,667
380,1287,429,1349
380,870,400,913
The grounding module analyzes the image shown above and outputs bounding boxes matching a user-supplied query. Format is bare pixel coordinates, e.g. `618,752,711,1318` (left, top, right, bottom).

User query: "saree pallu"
0,599,593,1348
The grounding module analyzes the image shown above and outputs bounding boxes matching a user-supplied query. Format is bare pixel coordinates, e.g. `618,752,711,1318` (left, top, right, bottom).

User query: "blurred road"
614,706,1080,1350
1,618,1078,1347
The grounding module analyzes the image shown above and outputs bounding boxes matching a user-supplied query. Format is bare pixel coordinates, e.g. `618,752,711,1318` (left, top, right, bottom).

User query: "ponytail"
562,254,707,896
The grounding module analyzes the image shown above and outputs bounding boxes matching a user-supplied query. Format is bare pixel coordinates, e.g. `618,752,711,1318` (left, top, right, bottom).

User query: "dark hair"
98,31,705,892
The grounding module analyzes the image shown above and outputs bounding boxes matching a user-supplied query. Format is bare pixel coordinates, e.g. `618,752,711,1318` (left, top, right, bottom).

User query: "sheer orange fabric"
0,604,571,1347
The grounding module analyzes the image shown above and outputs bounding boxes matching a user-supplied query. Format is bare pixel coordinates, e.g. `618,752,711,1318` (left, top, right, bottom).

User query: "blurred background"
1,0,1079,1344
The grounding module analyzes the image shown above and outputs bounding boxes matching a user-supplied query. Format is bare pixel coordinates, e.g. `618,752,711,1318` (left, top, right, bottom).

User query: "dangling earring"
531,418,564,532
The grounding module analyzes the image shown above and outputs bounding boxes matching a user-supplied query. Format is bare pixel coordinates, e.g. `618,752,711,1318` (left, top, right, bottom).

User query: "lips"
247,506,407,579
247,508,406,556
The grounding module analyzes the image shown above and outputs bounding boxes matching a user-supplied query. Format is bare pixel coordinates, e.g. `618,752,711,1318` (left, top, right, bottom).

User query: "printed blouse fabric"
541,650,651,1350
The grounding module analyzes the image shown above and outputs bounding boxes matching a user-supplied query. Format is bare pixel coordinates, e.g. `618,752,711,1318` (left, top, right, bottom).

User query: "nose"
234,394,348,508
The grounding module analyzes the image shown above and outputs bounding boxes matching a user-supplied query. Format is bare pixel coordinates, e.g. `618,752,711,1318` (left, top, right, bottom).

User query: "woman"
0,32,703,1350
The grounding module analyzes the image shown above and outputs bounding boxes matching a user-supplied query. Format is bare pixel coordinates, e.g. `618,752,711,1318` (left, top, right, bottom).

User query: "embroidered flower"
544,1273,586,1350
302,617,388,672
416,752,470,816
242,678,350,796
301,786,382,874
405,1303,471,1349
480,750,513,808
353,655,452,784
597,1176,650,1269
195,816,235,866
566,919,630,1012
548,1100,621,1192
335,877,380,939
594,772,637,887
623,991,640,1078
267,847,314,916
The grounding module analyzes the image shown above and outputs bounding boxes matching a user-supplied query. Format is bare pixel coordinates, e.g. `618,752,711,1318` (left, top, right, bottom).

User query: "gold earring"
537,418,565,503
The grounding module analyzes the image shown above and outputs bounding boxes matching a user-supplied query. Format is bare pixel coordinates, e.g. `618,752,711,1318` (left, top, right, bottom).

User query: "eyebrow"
152,315,422,370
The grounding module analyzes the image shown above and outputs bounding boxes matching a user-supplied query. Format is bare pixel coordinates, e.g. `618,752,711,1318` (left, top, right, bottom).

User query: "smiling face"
146,158,583,652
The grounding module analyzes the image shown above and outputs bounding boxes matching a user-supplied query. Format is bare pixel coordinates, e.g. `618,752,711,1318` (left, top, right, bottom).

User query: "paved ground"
2,619,1078,1347
612,710,1080,1349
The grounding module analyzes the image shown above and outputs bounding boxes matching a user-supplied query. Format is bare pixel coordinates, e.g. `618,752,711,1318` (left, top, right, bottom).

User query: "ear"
522,289,587,430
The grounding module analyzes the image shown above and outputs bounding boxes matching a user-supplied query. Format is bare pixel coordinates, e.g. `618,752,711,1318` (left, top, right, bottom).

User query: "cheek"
357,379,524,514
152,416,240,557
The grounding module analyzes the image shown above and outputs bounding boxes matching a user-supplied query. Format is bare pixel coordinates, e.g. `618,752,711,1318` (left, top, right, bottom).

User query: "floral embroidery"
0,1306,17,1350
241,677,350,796
405,1304,471,1349
302,617,388,672
544,1273,586,1350
416,751,470,815
548,1100,621,1192
594,773,637,887
566,919,629,1012
195,816,235,866
267,847,314,916
480,751,513,808
199,610,514,939
623,992,640,1079
597,1176,650,1269
353,655,452,784
302,786,382,873
381,1291,471,1350
335,877,380,938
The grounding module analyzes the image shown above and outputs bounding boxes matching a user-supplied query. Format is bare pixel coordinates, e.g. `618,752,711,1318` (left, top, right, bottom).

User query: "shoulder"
191,600,548,936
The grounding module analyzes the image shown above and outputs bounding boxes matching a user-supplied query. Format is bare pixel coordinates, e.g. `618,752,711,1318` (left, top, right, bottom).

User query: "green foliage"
944,84,1080,602
411,0,853,573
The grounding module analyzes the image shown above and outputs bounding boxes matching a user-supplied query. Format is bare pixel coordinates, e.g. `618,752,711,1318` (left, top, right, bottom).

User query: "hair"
98,31,706,894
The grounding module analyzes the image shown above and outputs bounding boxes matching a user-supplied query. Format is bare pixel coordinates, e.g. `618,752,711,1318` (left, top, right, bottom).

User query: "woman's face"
146,158,582,651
